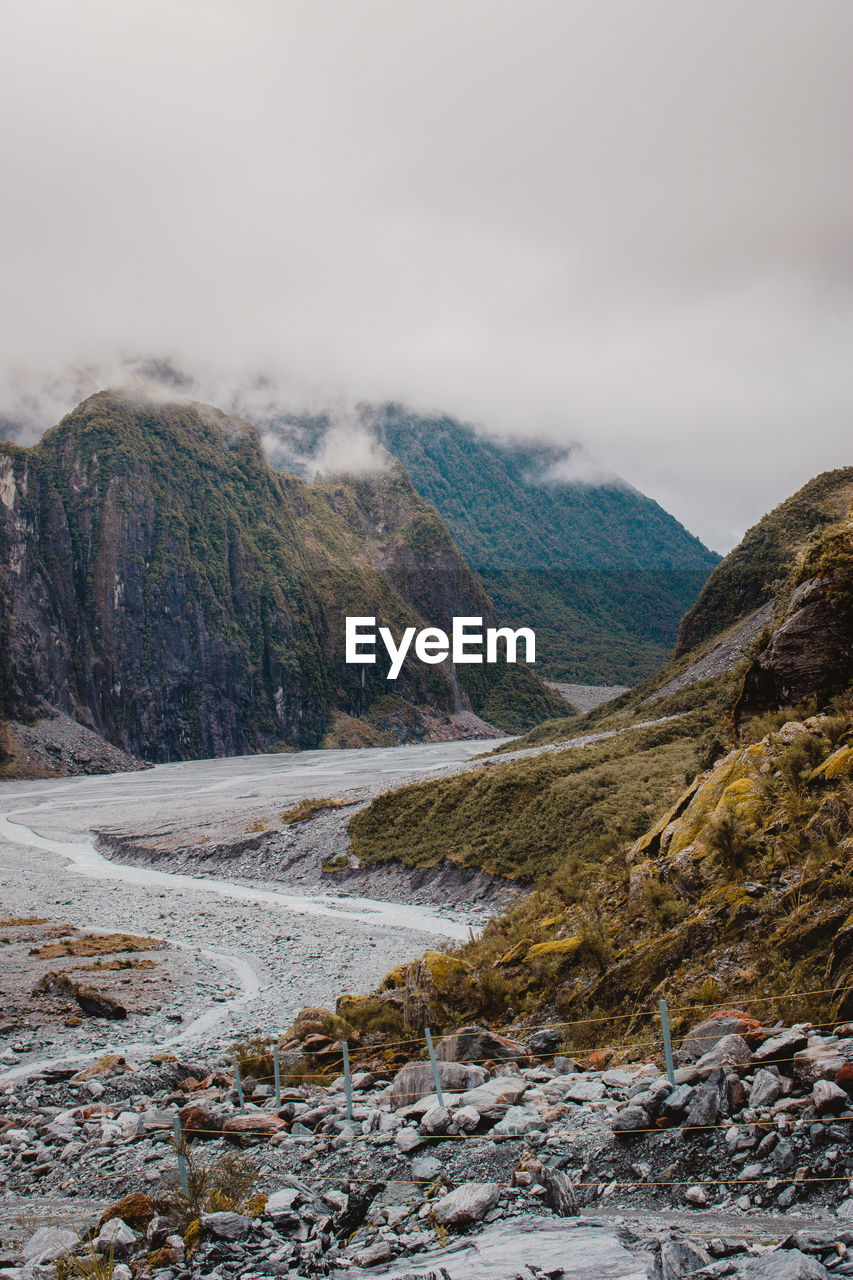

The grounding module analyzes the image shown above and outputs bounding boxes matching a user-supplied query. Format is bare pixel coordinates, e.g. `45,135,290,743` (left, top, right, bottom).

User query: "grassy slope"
326,473,853,1045
349,716,705,881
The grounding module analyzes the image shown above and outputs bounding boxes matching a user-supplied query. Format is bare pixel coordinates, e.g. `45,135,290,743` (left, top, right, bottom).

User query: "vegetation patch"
30,932,165,959
349,716,702,881
281,795,358,826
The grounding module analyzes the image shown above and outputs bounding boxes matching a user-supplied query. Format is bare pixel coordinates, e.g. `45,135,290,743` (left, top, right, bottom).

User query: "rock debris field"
3,740,853,1277
4,1017,853,1277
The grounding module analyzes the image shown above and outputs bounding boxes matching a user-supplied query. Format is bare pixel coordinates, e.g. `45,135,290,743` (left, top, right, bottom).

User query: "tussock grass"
30,932,165,959
281,795,358,826
349,717,701,881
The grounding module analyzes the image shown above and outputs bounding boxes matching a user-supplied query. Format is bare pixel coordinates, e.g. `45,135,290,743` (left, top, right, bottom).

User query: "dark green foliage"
0,391,562,759
262,405,719,682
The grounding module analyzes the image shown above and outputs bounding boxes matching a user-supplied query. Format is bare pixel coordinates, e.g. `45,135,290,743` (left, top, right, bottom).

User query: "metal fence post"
233,1055,247,1114
273,1042,281,1110
424,1027,444,1107
342,1041,353,1122
660,997,675,1085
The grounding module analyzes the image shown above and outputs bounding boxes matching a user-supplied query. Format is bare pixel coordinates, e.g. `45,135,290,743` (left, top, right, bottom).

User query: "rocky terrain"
0,713,145,780
4,1012,853,1278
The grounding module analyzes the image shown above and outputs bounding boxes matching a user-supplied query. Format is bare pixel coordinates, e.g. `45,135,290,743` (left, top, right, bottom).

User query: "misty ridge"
0,354,621,492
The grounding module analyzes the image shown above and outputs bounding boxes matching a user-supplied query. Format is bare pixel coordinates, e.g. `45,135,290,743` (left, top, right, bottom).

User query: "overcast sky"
2,1,851,551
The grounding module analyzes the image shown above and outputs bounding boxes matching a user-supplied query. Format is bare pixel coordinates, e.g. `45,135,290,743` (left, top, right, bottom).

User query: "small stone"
410,1156,443,1182
685,1185,709,1206
95,1219,136,1253
419,1104,451,1135
353,1240,393,1266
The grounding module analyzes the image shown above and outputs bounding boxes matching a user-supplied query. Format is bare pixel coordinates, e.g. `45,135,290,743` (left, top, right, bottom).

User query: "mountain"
0,390,563,773
261,404,720,682
675,466,853,656
312,469,853,1043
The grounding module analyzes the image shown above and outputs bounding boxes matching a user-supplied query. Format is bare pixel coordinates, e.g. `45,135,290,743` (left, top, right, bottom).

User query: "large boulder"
435,1025,527,1064
679,1011,763,1062
694,1034,753,1072
389,1060,488,1110
432,1181,501,1225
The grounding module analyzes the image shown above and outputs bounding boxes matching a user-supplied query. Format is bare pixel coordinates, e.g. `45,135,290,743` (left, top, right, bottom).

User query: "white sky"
1,0,852,551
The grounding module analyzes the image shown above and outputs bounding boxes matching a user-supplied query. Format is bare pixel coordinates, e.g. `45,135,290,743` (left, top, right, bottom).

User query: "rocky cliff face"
0,391,561,765
735,519,853,718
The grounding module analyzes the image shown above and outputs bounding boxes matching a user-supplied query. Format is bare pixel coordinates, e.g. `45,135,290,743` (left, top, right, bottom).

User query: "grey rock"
95,1219,136,1253
661,1237,713,1279
660,1084,695,1124
694,1035,753,1072
541,1167,576,1217
749,1068,783,1109
752,1029,809,1064
353,1240,394,1266
265,1188,303,1216
410,1156,443,1182
611,1105,649,1135
452,1105,480,1133
680,1014,757,1062
389,1062,488,1110
734,1248,831,1278
772,1139,795,1172
395,1127,426,1154
419,1105,452,1135
491,1106,542,1137
432,1182,501,1225
22,1227,78,1263
456,1077,528,1113
683,1082,721,1132
813,1079,848,1114
201,1211,253,1240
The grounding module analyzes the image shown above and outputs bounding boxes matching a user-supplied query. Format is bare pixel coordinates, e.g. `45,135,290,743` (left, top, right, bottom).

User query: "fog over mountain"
2,1,852,551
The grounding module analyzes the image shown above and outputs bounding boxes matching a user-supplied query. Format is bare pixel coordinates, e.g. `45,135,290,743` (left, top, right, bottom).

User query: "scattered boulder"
95,1218,137,1254
222,1114,287,1144
434,1025,527,1064
201,1211,254,1240
98,1192,156,1231
432,1181,501,1226
22,1226,78,1264
694,1033,753,1071
812,1079,849,1114
679,1012,763,1061
749,1068,784,1109
389,1060,488,1109
179,1103,224,1139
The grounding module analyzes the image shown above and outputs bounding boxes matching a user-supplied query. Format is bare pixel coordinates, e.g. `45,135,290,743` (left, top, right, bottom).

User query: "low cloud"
1,1,851,550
